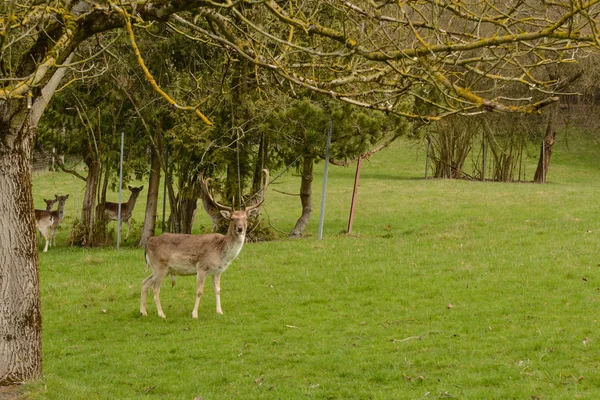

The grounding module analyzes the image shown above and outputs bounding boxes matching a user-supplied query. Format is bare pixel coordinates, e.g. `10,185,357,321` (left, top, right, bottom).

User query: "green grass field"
23,132,600,399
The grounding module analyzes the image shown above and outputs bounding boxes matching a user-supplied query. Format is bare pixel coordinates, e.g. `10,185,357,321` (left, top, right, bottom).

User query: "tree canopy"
3,1,600,123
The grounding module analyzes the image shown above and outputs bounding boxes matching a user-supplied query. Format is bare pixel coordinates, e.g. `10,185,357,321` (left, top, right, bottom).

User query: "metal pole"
482,133,487,182
347,155,363,234
318,118,332,240
116,131,124,249
162,143,169,232
425,135,432,179
542,140,546,184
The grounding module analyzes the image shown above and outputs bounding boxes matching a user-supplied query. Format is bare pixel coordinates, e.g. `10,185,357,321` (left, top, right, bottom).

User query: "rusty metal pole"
116,131,124,249
347,155,363,234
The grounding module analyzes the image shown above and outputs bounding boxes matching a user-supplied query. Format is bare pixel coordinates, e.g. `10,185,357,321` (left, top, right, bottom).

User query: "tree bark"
180,197,198,234
139,144,161,247
534,103,558,184
76,157,102,246
290,155,314,238
0,102,43,384
0,57,73,384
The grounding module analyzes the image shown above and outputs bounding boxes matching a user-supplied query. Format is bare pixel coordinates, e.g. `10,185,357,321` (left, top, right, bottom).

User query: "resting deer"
35,194,69,252
140,169,269,319
102,185,144,241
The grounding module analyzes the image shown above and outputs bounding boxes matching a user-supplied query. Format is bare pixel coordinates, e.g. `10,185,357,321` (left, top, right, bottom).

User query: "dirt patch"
0,385,22,400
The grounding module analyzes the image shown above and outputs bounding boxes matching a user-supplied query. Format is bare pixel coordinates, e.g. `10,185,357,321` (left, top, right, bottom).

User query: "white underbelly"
167,262,231,276
168,264,198,276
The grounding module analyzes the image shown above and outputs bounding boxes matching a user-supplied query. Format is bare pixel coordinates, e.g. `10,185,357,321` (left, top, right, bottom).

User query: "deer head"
200,169,270,236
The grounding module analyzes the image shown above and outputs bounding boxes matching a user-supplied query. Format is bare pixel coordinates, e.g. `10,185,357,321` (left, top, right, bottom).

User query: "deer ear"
128,185,133,190
220,210,231,220
247,208,260,218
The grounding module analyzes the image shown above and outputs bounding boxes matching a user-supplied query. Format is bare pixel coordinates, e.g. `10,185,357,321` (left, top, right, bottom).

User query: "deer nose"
236,225,245,234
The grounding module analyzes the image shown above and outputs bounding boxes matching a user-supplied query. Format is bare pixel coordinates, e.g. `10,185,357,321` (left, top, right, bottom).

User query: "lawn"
23,131,600,399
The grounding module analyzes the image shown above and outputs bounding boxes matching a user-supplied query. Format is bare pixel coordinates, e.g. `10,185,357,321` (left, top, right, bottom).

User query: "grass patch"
24,133,600,399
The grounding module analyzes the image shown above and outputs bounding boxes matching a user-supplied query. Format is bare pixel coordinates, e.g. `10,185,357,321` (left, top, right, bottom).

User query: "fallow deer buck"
102,185,144,241
140,169,269,319
35,194,69,252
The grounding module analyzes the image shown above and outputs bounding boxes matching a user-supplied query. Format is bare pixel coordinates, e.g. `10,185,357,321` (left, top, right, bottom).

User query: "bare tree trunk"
0,59,72,384
75,158,102,246
533,67,582,184
534,103,558,184
92,163,109,245
139,143,161,247
180,197,197,234
290,155,314,238
252,133,267,193
0,115,42,384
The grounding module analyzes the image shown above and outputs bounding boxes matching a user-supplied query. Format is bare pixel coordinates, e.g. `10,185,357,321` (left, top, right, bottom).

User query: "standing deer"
37,198,57,247
35,194,69,252
44,198,57,211
103,185,144,241
35,210,54,253
140,170,269,319
49,194,69,246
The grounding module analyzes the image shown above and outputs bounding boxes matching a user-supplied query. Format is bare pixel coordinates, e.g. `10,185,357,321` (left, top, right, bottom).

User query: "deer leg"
140,275,153,316
124,220,131,241
150,269,168,318
212,273,223,315
192,270,207,319
41,229,50,252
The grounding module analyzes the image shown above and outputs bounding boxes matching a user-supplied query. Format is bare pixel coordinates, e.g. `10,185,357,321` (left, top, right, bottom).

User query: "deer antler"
245,169,270,212
200,174,233,212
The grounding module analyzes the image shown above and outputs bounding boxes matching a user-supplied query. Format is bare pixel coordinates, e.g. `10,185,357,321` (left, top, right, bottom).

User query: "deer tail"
144,251,150,271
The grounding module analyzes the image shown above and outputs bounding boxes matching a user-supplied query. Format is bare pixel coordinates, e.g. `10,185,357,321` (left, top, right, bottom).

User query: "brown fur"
102,185,143,241
141,209,258,318
34,194,68,252
34,210,54,252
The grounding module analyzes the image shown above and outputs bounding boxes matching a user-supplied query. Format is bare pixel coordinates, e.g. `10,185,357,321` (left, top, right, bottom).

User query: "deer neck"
220,236,243,267
125,194,139,209
56,203,66,221
223,225,245,255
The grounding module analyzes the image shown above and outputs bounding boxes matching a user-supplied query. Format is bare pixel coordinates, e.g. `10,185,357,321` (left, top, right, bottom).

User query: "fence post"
318,118,333,240
117,131,124,249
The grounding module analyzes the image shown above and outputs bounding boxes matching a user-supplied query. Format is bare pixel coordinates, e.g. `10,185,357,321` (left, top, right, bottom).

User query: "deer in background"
140,169,269,319
36,198,57,248
102,185,144,241
35,211,54,253
35,194,69,252
44,197,57,211
49,194,69,246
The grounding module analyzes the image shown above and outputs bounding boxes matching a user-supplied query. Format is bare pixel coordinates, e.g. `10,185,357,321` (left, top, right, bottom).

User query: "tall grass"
24,131,600,399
